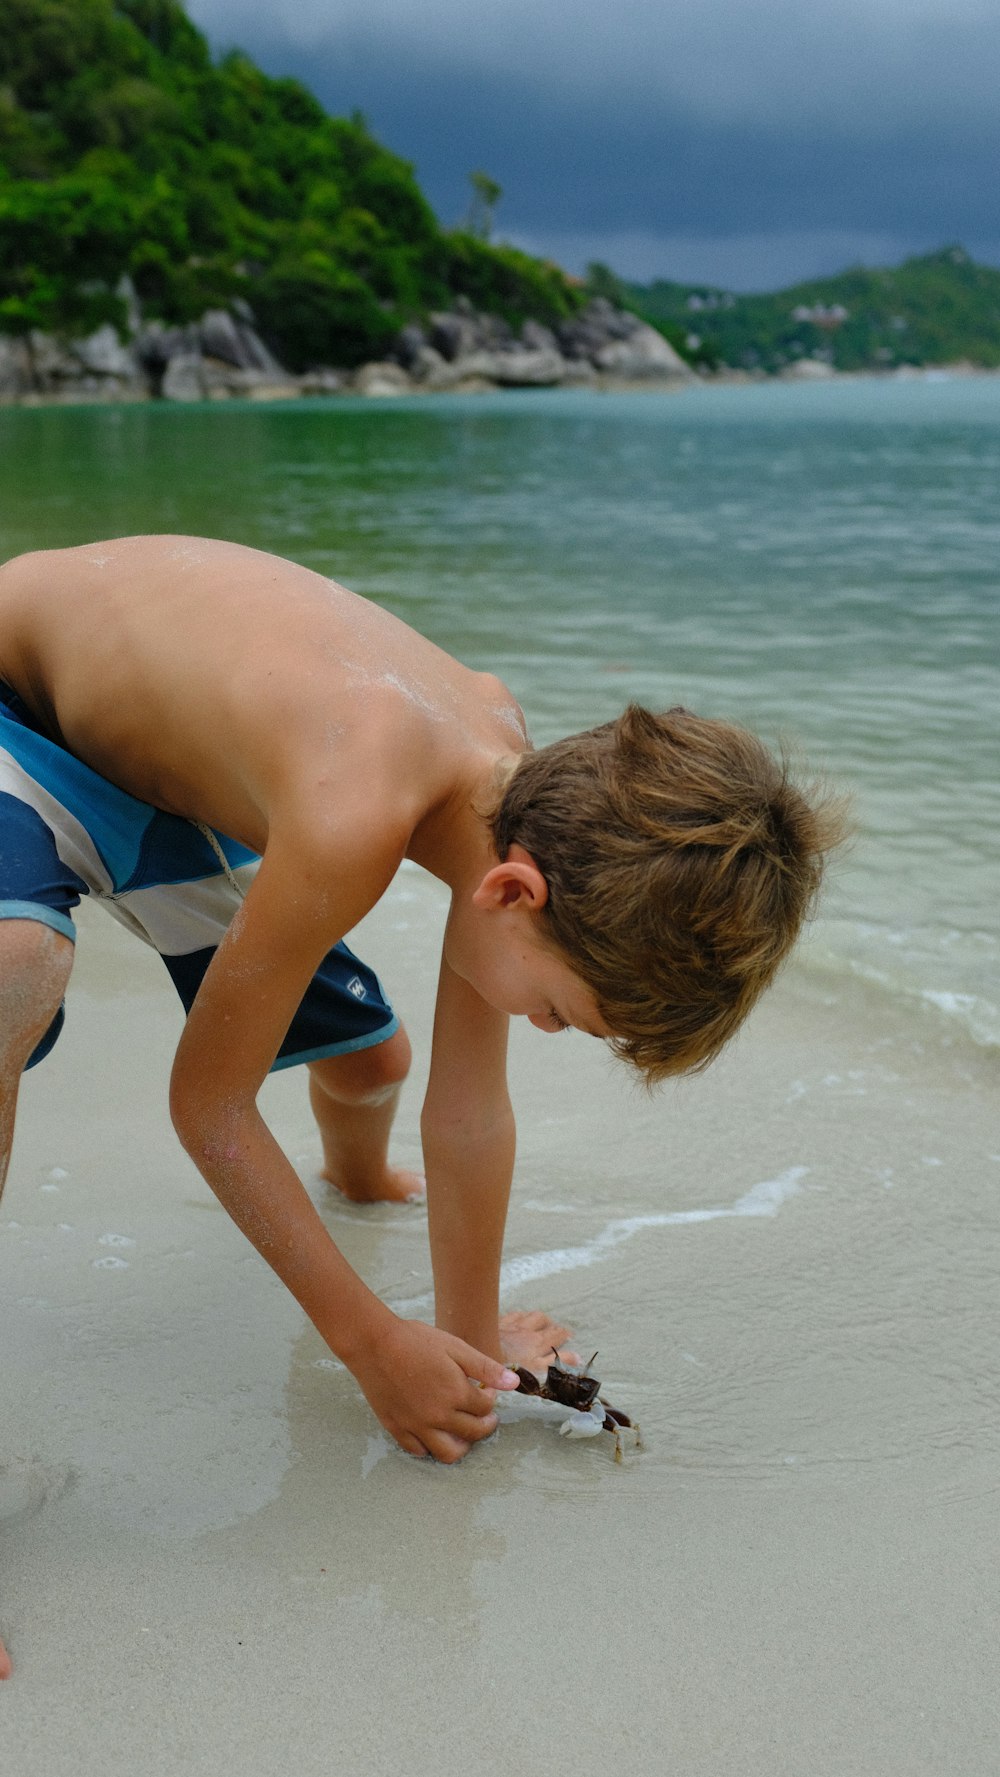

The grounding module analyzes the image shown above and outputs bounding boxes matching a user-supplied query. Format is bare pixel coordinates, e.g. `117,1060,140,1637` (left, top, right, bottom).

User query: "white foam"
917,988,998,1047
922,990,977,1016
98,1232,136,1248
360,1432,393,1478
391,1167,809,1314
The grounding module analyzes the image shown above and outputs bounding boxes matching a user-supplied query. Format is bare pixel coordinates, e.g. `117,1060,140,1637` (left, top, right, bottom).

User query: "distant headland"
1,1,997,404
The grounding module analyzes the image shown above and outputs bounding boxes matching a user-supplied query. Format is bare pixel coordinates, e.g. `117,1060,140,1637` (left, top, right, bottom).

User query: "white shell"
494,1391,606,1439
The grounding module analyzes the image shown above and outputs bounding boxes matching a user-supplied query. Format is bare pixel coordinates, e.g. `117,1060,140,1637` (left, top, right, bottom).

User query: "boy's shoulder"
0,535,528,875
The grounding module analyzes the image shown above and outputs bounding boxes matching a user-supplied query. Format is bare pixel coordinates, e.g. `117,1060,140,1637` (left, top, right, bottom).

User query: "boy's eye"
549,1008,570,1032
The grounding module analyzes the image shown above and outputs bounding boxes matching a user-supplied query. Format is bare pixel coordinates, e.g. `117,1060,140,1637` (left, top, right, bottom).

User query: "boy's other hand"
354,1319,519,1464
499,1309,582,1376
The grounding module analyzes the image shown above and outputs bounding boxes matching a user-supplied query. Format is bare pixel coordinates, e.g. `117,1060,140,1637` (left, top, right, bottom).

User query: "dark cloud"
185,1,1000,286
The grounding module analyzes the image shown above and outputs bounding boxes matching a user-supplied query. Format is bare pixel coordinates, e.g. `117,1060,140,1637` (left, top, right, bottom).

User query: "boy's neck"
407,752,516,896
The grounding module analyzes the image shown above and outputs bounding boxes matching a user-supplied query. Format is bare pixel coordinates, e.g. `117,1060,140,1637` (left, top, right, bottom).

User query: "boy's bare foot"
500,1309,582,1375
323,1165,426,1206
0,1635,12,1679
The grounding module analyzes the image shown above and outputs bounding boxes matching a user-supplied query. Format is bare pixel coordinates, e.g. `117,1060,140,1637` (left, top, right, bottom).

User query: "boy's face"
454,904,610,1039
496,924,610,1038
450,843,610,1039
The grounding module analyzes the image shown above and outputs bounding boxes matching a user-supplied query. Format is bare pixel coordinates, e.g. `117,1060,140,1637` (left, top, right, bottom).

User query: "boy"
0,538,838,1591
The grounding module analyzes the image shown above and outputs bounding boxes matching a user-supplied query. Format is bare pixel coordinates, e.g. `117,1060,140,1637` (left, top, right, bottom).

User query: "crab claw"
513,1366,542,1395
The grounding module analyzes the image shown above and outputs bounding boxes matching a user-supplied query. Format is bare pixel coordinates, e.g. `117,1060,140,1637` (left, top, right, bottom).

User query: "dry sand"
2,865,998,1775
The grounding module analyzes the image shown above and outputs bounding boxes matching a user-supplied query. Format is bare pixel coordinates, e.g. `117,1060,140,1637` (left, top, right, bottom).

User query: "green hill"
0,0,580,367
626,248,1000,372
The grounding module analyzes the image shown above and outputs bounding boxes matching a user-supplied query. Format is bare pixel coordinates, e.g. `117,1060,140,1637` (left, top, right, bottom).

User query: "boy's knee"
0,920,74,1068
309,1023,411,1106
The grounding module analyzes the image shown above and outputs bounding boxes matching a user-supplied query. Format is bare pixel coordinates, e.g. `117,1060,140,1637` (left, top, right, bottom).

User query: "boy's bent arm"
422,955,515,1362
169,825,516,1460
169,823,402,1357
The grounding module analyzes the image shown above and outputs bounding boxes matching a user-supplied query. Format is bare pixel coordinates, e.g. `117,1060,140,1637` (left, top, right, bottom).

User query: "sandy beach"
2,858,997,1776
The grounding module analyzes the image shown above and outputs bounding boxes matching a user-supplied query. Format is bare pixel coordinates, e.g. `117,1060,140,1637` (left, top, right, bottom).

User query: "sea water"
2,376,997,1059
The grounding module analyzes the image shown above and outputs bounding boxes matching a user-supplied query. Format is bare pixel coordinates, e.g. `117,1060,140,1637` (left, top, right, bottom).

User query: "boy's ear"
472,843,550,912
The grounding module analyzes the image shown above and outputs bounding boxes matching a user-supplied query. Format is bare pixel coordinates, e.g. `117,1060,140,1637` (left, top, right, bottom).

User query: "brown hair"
492,704,848,1082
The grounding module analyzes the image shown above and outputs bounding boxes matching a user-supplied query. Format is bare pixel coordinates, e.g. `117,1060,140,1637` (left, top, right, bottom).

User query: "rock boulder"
161,352,207,402
593,324,692,379
0,336,33,398
352,361,414,397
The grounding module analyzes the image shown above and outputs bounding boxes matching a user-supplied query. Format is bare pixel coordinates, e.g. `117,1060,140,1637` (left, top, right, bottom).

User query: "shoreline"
3,361,999,411
4,293,997,412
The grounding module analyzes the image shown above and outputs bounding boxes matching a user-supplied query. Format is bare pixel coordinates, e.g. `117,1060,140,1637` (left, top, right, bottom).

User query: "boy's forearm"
175,1100,392,1363
422,1109,516,1361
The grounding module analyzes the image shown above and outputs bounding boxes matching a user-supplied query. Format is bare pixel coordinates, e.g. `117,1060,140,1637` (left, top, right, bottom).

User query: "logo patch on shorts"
346,976,368,999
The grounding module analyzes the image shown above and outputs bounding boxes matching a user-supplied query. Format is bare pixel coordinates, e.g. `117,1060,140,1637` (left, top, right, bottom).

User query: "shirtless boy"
0,535,839,1675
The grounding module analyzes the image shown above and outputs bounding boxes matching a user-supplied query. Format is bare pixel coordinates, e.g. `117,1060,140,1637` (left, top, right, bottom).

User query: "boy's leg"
0,920,74,1205
0,919,73,1677
307,1022,425,1204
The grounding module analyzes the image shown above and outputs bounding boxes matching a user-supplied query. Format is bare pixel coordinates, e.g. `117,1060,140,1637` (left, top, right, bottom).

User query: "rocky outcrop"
136,311,298,400
351,361,413,398
557,299,691,379
382,296,694,395
0,291,695,406
0,336,33,398
0,304,303,405
779,357,836,381
9,324,148,401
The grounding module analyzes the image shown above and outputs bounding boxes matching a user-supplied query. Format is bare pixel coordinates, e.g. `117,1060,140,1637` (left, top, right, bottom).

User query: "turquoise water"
1,378,997,1051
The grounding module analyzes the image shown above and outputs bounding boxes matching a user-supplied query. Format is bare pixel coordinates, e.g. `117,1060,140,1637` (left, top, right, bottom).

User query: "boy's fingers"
0,1638,12,1680
463,1351,520,1391
426,1431,473,1464
442,1405,498,1446
464,1383,497,1415
454,1409,498,1442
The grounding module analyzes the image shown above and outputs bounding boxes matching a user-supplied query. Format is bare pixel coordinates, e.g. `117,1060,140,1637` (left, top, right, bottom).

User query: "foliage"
465,170,502,242
0,0,581,363
442,233,579,329
584,261,627,305
626,247,1000,372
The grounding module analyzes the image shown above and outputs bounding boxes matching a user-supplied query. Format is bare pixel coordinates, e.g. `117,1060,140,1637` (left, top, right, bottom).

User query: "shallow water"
3,885,998,1775
2,377,997,1054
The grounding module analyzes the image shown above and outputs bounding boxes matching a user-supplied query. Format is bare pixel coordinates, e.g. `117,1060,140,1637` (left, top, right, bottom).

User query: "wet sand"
2,867,998,1774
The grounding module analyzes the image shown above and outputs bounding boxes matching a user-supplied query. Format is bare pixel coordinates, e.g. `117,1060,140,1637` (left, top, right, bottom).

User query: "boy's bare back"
0,535,526,861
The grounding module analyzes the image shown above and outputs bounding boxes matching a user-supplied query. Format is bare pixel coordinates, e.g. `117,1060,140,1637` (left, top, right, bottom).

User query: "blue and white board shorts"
0,681,398,1072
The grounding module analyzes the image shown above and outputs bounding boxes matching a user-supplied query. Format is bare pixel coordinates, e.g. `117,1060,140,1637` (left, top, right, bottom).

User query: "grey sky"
185,0,1000,289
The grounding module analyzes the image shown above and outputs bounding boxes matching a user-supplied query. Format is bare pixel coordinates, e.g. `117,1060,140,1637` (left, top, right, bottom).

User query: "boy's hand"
353,1319,520,1463
499,1309,582,1376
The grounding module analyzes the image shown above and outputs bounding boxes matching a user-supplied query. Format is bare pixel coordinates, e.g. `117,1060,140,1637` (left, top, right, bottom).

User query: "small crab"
514,1351,642,1461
